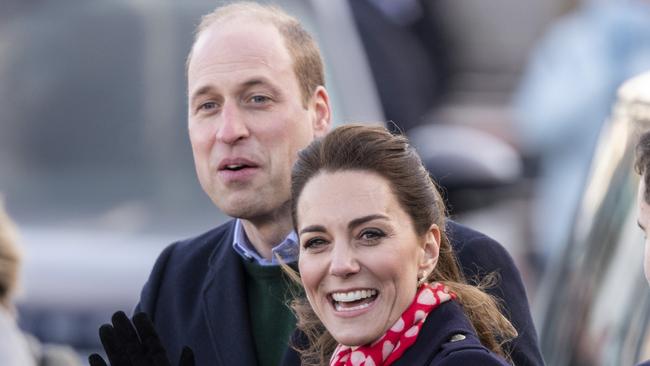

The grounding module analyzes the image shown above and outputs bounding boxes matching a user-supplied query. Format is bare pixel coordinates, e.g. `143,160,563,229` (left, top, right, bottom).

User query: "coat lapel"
392,301,471,366
202,222,258,366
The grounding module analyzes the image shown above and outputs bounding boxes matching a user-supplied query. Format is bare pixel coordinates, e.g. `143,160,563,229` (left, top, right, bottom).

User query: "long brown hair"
288,124,517,365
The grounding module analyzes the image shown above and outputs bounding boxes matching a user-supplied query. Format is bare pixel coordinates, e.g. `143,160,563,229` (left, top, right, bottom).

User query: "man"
636,131,650,366
129,2,542,366
636,131,650,287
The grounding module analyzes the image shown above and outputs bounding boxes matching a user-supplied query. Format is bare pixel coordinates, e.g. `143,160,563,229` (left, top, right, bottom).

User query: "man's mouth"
330,289,378,312
223,164,248,171
218,158,258,172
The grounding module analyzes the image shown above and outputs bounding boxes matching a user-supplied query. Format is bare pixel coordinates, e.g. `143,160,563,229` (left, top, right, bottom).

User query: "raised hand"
88,311,194,366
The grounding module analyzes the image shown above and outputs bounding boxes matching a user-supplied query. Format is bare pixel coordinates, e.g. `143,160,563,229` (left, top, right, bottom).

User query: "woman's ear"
419,224,440,275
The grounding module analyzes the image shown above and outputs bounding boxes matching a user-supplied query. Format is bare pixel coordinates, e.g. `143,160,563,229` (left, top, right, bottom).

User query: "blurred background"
1,0,650,364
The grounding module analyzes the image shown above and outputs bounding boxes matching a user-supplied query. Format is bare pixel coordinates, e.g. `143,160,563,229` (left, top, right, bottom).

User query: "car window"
537,72,650,365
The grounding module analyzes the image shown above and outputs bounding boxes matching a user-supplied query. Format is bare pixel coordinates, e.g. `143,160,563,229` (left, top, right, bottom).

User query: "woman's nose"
328,241,360,278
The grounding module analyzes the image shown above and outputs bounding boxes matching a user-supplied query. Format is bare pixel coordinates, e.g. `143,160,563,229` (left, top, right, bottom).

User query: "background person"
0,197,35,366
636,130,650,366
286,124,516,365
0,198,80,366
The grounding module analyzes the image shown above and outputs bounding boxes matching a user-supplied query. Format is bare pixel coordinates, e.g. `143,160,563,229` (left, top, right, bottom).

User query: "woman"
286,124,516,365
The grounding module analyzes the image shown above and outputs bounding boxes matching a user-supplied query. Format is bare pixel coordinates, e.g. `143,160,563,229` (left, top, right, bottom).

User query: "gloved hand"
88,311,194,366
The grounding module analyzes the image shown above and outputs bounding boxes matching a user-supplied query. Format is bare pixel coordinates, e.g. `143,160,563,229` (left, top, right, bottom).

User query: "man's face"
187,17,330,221
636,177,650,285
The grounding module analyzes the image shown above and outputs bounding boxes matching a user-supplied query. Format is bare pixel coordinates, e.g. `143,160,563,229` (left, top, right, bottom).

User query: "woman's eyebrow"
298,214,389,235
348,214,389,230
299,224,326,235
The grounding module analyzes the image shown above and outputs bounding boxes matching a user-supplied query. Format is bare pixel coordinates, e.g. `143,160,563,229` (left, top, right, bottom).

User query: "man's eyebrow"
639,220,646,231
190,79,280,102
189,85,214,102
240,78,281,94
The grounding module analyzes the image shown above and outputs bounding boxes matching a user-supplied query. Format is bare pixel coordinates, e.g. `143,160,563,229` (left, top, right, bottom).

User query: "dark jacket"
135,220,543,366
283,300,510,366
395,300,510,365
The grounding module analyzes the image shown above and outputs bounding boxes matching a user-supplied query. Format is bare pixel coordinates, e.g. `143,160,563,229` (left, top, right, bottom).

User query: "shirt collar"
232,218,299,266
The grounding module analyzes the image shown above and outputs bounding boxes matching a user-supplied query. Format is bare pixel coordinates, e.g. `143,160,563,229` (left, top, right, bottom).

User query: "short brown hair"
635,131,650,202
289,124,517,365
186,1,325,107
0,198,20,309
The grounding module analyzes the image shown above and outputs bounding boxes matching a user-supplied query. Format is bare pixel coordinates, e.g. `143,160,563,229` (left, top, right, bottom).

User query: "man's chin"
214,195,272,219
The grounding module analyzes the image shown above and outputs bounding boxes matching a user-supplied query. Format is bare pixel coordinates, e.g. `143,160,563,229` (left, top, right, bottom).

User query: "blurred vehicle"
0,0,382,358
536,71,650,365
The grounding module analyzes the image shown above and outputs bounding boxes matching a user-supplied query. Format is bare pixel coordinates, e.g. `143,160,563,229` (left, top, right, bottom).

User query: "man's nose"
216,101,250,144
328,241,360,278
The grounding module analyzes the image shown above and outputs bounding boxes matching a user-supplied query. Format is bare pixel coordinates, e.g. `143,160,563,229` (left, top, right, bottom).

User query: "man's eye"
199,101,218,111
249,95,270,104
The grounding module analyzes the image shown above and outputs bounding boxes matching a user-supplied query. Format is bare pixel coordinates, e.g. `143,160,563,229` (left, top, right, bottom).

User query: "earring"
417,271,429,287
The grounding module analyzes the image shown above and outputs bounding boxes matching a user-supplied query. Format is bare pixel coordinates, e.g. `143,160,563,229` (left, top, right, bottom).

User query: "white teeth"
226,164,244,169
335,302,372,312
331,289,377,303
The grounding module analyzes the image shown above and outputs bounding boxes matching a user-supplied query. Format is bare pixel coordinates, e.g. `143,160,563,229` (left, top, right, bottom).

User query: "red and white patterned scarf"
329,282,455,366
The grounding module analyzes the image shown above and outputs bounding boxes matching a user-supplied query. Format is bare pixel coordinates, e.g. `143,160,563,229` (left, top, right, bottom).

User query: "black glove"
88,311,194,366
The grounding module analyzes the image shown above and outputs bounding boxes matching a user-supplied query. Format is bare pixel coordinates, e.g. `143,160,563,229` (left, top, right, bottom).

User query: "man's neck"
240,213,294,260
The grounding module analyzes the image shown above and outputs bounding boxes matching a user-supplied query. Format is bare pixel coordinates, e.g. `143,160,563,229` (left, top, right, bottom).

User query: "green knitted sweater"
242,260,299,366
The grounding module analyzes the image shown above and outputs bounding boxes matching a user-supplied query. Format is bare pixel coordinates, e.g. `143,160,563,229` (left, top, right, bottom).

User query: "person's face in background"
637,177,650,285
296,170,438,346
187,16,330,221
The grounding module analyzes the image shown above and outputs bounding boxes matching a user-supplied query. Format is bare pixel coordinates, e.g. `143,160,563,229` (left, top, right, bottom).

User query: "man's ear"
311,86,331,138
420,224,440,275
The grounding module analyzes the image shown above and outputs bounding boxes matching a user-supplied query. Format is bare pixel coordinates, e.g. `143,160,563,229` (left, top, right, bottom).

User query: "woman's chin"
331,326,382,348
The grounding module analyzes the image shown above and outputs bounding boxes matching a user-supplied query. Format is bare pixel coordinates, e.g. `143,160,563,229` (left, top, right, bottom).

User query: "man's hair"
635,130,650,202
186,1,325,107
0,198,20,309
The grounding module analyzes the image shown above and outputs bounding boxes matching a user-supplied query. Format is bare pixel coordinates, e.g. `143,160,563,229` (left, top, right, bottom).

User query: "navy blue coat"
282,300,510,366
135,219,543,366
393,300,509,365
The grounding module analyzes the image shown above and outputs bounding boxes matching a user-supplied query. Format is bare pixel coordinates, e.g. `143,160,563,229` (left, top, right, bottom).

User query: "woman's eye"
359,229,385,242
303,237,328,250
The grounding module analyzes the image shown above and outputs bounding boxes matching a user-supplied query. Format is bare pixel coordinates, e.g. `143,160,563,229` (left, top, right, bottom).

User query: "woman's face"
296,170,439,346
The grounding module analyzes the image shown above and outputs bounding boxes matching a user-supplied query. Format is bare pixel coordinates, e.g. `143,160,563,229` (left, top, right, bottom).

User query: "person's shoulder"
446,219,497,244
637,361,650,366
160,220,236,266
175,220,235,249
424,302,509,366
135,220,238,316
433,343,510,365
445,219,509,257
